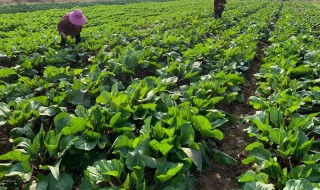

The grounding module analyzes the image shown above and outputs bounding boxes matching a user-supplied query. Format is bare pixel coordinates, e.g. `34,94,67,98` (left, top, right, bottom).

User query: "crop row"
240,1,320,189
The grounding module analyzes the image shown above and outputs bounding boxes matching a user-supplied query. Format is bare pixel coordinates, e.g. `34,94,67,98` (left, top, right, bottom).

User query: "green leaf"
122,173,131,189
31,96,48,106
193,115,212,131
179,124,195,145
250,147,272,168
289,113,319,130
47,173,73,190
54,112,71,134
87,159,124,184
269,128,286,145
112,94,129,108
249,96,267,109
182,148,202,171
239,171,269,183
303,153,320,165
38,106,63,116
36,174,48,190
213,148,237,165
5,162,32,181
141,103,157,111
238,170,257,182
87,106,105,131
131,168,145,189
124,50,144,70
65,90,85,105
79,176,98,190
110,112,121,127
245,142,264,151
193,98,208,108
29,126,45,157
126,151,145,170
44,131,61,157
0,68,16,77
74,132,101,151
155,159,183,183
210,97,224,105
75,105,86,118
269,107,284,127
61,117,87,135
283,179,315,190
299,140,314,156
211,118,228,128
111,135,133,149
0,102,11,117
149,139,173,156
59,135,78,157
244,181,275,190
98,134,111,149
161,77,178,85
225,73,245,84
198,141,210,168
0,150,29,162
138,91,154,103
200,129,224,140
153,121,165,140
142,155,157,168
96,91,111,104
0,163,12,178
48,159,61,180
206,109,225,120
140,116,152,134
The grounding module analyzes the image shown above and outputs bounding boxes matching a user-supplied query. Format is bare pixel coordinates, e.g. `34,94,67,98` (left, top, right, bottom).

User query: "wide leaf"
47,173,73,190
155,159,183,183
182,148,202,171
283,179,315,190
244,181,275,190
0,150,30,162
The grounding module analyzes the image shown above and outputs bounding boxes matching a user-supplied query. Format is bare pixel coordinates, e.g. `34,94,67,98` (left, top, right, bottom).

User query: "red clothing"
214,0,226,11
57,13,82,37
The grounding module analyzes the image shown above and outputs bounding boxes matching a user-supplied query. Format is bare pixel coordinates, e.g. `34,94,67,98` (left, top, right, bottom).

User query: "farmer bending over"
57,9,87,48
214,0,226,18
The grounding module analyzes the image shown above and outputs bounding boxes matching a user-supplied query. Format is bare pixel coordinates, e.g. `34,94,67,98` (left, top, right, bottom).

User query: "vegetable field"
0,0,319,189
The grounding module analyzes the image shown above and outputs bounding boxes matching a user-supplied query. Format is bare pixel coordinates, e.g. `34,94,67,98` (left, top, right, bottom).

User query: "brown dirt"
194,41,267,189
195,120,252,190
0,126,12,155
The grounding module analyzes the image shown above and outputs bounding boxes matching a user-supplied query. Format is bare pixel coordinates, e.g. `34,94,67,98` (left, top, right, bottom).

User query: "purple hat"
69,9,86,26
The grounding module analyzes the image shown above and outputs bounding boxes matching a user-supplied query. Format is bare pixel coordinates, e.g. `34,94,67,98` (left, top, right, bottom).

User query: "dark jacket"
214,0,226,11
57,13,82,37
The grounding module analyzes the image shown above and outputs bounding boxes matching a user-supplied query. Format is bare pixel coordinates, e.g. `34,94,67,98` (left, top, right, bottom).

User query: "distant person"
214,0,226,18
57,9,87,48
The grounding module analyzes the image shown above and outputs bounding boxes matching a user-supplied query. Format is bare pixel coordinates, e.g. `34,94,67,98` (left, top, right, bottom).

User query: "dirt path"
195,2,283,188
0,126,12,155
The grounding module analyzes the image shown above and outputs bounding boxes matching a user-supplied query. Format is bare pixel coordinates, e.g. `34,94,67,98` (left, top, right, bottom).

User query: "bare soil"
194,121,252,190
0,126,12,155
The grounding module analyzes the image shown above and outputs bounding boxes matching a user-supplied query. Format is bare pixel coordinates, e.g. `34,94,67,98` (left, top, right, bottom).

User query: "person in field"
57,9,87,48
214,0,226,18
